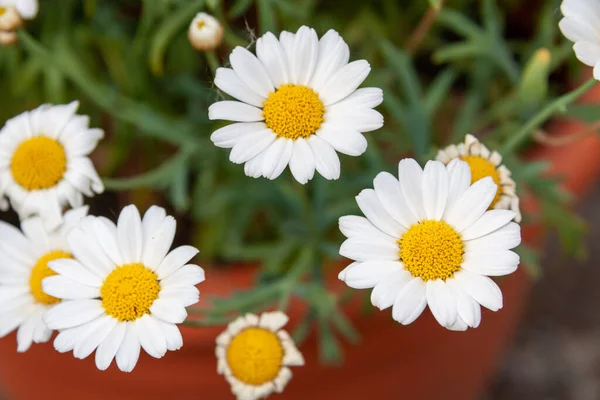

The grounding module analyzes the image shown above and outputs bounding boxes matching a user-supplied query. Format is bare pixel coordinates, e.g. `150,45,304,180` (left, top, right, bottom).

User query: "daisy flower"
42,205,205,372
338,158,521,331
0,206,88,352
0,0,37,27
216,311,304,400
436,134,521,222
559,0,600,80
188,12,223,52
209,25,383,183
0,101,104,229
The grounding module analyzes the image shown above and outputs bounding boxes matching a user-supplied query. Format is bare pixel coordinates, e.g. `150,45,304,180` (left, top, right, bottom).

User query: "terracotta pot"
2,90,600,400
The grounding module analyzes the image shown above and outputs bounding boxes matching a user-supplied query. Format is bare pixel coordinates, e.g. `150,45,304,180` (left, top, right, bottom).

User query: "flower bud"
0,30,18,46
0,7,23,31
188,12,223,52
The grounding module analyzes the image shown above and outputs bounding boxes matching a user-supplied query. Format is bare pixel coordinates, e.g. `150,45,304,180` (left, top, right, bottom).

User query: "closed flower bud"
0,7,23,31
188,12,223,52
0,30,18,45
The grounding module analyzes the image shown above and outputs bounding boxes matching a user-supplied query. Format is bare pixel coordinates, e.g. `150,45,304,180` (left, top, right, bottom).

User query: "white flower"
436,134,521,222
216,311,304,400
338,158,521,331
0,101,104,229
209,25,383,184
0,6,22,31
0,0,38,21
559,0,600,80
188,12,223,51
41,205,205,372
0,206,88,352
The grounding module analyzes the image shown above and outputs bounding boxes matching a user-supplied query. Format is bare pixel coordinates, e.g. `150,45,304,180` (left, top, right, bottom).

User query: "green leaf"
258,0,277,34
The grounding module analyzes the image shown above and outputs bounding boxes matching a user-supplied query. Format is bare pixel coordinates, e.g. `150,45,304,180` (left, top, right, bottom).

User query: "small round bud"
0,30,18,46
0,7,23,31
188,12,223,52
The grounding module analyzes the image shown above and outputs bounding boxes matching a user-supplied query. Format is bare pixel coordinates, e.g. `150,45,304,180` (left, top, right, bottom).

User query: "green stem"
205,51,220,75
500,77,597,154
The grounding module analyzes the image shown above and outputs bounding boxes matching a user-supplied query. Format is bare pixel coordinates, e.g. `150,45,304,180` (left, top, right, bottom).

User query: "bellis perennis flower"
559,0,600,80
338,158,521,331
209,25,383,184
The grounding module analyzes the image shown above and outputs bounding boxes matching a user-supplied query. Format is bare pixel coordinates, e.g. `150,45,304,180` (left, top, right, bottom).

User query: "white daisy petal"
258,311,289,332
42,275,100,299
288,138,316,184
398,158,425,221
373,172,416,228
244,151,267,179
446,158,471,207
256,32,290,87
338,260,403,289
208,101,264,122
444,177,497,232
141,206,167,243
150,298,187,324
310,29,350,91
317,123,367,156
453,270,503,311
44,299,105,330
211,122,267,149
307,135,340,180
117,204,144,264
92,217,124,266
356,189,405,237
159,285,199,307
319,60,371,106
21,217,49,250
95,322,127,371
461,209,517,241
230,46,274,97
339,236,399,262
156,318,183,351
462,250,520,276
290,26,319,85
262,138,294,180
326,87,383,111
324,109,383,133
229,129,276,164
426,279,457,328
214,68,265,107
135,314,167,359
141,216,176,270
155,245,200,280
74,315,118,360
338,215,392,239
392,277,427,325
16,313,37,353
422,160,449,220
465,222,521,251
447,278,481,328
161,264,205,287
116,322,141,373
370,270,413,310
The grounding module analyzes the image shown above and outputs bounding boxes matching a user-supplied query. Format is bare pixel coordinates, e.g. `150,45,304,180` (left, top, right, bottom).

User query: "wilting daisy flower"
338,158,521,330
42,205,204,372
436,134,521,222
216,311,304,400
0,101,104,229
188,12,223,51
209,26,383,183
0,0,38,26
0,206,88,352
559,0,600,80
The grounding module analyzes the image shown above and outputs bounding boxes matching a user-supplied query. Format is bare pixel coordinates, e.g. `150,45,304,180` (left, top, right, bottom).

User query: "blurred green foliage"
0,0,595,362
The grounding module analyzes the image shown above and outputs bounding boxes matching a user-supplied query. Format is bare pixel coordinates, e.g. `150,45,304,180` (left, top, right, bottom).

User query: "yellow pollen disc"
460,155,502,207
30,250,71,305
226,327,284,385
262,84,325,140
100,263,160,322
398,220,464,281
197,20,206,29
11,137,67,191
0,8,6,16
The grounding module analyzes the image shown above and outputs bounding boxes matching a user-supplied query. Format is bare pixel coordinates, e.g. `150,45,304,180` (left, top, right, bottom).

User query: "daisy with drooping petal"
0,206,88,352
216,311,304,400
559,0,600,80
338,158,521,331
42,205,205,372
209,25,383,183
436,134,521,222
0,101,104,229
188,12,223,51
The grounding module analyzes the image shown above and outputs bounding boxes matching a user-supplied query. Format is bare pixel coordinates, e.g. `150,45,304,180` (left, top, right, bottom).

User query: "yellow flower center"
226,327,284,385
100,263,160,322
460,155,502,207
398,220,464,281
0,7,6,16
263,84,325,140
11,137,67,191
30,250,71,305
197,20,206,30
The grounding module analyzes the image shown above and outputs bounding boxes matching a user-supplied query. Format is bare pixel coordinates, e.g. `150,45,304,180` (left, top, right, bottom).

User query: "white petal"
16,312,37,352
426,279,457,328
559,17,599,44
117,205,143,264
150,298,187,324
443,177,497,233
135,314,167,359
208,101,264,122
161,264,205,287
279,31,295,60
373,171,416,228
338,260,403,289
574,41,600,67
0,221,36,265
42,275,100,299
465,222,521,251
288,138,315,184
326,87,383,111
290,26,319,85
74,315,118,359
67,228,113,277
262,138,293,180
319,60,371,106
461,209,517,241
229,129,276,164
156,319,183,351
446,158,471,207
44,299,105,330
370,270,413,310
92,217,124,266
159,285,199,307
155,245,199,280
15,0,39,18
258,311,288,331
422,160,449,221
392,277,427,325
462,250,520,276
307,135,340,180
229,47,274,97
317,123,367,156
21,217,49,250
141,216,176,270
244,151,266,179
447,316,469,331
256,32,290,87
447,278,481,328
324,109,384,133
453,270,503,311
398,158,425,221
211,122,266,149
53,319,96,353
116,322,141,372
338,215,391,239
95,322,126,370
310,29,350,91
339,236,399,262
356,189,405,237
214,68,265,107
